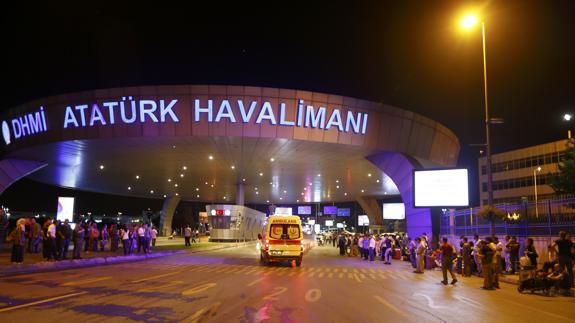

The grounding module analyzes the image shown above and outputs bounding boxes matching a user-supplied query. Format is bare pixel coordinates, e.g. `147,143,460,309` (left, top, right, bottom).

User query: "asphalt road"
0,244,574,322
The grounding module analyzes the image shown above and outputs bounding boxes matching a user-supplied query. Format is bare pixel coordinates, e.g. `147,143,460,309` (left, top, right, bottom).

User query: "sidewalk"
0,236,255,276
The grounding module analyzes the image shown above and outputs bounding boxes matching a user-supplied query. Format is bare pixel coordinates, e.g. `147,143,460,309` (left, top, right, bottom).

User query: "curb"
0,251,185,277
0,242,255,277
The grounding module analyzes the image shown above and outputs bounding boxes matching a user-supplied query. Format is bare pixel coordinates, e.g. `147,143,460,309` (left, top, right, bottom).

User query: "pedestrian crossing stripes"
180,263,443,282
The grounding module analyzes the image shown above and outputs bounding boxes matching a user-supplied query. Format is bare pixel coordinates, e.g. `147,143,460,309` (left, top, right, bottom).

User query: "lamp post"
533,166,541,218
461,14,495,236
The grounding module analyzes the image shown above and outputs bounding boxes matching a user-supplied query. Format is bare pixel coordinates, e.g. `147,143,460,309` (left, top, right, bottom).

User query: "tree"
549,139,575,195
477,205,507,238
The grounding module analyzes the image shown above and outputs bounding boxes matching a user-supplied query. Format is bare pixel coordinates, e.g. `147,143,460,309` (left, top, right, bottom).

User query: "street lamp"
533,166,541,218
461,14,495,233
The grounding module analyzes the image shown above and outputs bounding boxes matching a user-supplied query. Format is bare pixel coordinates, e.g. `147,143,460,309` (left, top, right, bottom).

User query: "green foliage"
476,205,507,220
549,139,575,195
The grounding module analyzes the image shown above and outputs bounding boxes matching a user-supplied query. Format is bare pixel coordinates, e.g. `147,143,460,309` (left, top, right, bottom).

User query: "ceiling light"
163,194,167,198
174,184,178,187
336,185,340,189
283,190,287,193
254,187,258,190
304,187,307,191
301,192,304,196
182,166,187,170
336,180,339,183
279,197,283,200
270,157,275,162
317,174,321,177
231,165,235,169
361,189,365,193
99,165,104,170
175,193,179,196
168,179,172,182
196,188,199,191
205,181,208,185
196,194,200,198
242,178,246,182
259,172,263,176
209,155,213,160
223,196,226,199
210,184,214,187
269,182,273,185
344,192,348,196
136,175,140,179
150,190,154,194
296,199,299,203
128,186,132,190
180,174,184,178
172,145,176,149
256,191,259,195
376,179,380,183
368,173,372,177
384,192,388,195
266,200,270,203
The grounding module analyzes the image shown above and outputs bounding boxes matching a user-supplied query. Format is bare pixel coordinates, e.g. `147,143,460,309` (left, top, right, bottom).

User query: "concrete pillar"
159,195,181,236
355,195,383,228
366,152,433,239
236,182,245,206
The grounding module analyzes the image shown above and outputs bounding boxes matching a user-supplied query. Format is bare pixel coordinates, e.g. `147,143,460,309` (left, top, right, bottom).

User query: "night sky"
1,1,574,210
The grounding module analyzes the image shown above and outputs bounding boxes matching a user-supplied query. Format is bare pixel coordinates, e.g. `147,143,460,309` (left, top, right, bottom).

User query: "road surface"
0,244,574,322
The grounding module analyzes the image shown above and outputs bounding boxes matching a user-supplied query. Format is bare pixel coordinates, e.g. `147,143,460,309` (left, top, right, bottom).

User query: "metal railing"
440,197,575,237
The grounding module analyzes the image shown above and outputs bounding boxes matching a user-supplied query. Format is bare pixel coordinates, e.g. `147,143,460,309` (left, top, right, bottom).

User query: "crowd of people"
322,230,574,292
5,217,158,263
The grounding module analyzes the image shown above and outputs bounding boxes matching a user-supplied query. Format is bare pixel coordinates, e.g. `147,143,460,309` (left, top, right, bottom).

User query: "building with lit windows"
478,139,570,206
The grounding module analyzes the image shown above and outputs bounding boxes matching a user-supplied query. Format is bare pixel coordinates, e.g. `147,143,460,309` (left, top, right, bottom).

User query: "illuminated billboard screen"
323,206,337,215
358,215,369,226
325,220,334,226
414,169,469,207
337,208,350,217
382,203,405,220
57,197,75,222
274,207,293,215
297,206,312,215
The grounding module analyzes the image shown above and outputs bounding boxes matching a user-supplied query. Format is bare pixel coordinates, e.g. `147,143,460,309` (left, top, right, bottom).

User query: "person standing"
351,234,359,257
368,234,376,261
61,219,72,259
414,237,425,274
8,219,26,263
503,235,511,273
72,222,85,259
362,234,370,260
462,237,472,277
46,219,58,261
83,222,91,252
121,226,130,255
150,226,158,250
91,223,99,252
110,224,119,252
55,220,65,260
479,238,495,290
184,225,192,247
358,235,364,259
100,224,109,251
384,235,393,265
30,218,42,254
42,219,51,259
191,228,197,243
409,238,417,269
440,237,457,285
491,237,500,289
338,234,346,256
553,231,574,287
524,238,538,268
129,225,138,255
472,234,482,276
506,236,520,274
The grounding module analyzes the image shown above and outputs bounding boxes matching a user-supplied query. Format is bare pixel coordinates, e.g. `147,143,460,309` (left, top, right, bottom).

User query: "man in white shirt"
46,219,58,261
137,225,146,253
358,235,364,259
150,227,158,249
368,234,376,261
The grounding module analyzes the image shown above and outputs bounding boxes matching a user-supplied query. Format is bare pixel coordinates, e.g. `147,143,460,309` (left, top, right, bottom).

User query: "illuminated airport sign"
1,97,368,145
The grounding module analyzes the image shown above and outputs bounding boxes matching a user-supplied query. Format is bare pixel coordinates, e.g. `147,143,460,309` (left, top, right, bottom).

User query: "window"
269,224,301,239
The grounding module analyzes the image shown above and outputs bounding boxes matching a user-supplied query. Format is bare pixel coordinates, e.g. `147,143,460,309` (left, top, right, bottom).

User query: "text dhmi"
11,107,48,140
194,99,368,134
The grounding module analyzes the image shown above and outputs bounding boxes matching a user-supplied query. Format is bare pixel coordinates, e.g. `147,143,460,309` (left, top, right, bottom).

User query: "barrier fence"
440,197,575,237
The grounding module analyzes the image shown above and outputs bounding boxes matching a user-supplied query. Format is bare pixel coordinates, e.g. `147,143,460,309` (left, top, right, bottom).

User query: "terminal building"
0,85,461,240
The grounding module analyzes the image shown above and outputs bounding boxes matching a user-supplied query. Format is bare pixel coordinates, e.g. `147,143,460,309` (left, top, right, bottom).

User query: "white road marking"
0,291,88,313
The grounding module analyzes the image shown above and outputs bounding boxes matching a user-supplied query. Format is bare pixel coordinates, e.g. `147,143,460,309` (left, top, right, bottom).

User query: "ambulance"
258,215,303,266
